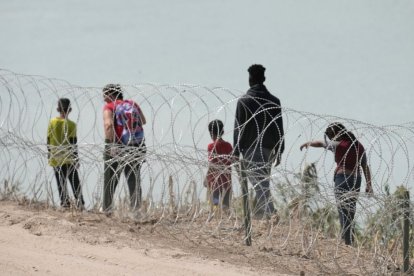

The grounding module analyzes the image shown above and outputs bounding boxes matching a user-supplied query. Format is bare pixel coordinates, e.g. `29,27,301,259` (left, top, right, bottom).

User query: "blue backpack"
114,100,144,145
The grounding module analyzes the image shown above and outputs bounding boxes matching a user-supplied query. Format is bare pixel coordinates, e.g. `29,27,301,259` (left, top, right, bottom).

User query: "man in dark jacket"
233,64,285,217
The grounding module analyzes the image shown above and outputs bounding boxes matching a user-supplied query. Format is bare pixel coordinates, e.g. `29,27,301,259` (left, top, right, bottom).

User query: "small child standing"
205,120,233,211
47,98,84,209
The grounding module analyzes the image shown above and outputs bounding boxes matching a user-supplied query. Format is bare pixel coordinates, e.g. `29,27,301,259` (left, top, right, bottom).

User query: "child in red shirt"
204,120,233,210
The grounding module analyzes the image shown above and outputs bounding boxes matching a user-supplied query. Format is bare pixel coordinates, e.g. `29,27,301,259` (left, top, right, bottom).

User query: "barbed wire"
1,68,413,274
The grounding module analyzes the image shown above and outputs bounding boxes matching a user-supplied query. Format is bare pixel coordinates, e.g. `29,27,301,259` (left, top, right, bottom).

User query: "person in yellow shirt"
47,98,84,209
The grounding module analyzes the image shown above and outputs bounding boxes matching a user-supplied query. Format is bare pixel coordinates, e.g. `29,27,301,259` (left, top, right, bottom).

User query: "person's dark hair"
57,98,71,113
208,119,224,138
325,122,357,142
248,64,266,84
103,84,123,100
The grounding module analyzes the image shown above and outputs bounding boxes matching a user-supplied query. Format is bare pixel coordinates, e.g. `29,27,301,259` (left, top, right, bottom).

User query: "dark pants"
103,145,145,212
242,147,276,216
334,173,361,245
53,164,84,208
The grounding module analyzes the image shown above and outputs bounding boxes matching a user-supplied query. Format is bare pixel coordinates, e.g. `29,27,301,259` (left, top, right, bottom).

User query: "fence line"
1,69,413,274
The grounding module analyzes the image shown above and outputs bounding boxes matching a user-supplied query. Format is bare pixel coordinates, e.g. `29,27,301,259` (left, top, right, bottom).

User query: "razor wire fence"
1,68,414,274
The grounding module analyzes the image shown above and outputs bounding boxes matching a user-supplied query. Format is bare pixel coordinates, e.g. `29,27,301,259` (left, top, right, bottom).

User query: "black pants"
103,145,145,212
54,164,84,208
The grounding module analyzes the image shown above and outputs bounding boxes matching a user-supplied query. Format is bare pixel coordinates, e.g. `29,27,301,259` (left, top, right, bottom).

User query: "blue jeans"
209,186,231,208
334,173,361,245
242,147,276,216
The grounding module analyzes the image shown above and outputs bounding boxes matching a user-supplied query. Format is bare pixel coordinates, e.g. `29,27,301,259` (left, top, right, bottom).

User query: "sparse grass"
0,179,20,201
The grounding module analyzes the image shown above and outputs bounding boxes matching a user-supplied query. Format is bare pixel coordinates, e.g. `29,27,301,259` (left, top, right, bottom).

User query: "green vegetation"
273,164,413,267
362,185,413,259
275,163,339,238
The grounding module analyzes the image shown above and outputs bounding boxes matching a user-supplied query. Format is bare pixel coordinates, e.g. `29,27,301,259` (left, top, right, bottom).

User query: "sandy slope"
0,225,247,276
0,201,289,276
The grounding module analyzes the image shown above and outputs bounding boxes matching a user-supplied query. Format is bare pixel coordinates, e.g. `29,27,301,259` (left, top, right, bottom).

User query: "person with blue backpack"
102,84,147,214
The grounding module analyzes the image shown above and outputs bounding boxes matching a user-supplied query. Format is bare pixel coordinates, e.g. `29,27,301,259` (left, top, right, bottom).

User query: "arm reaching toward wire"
300,140,326,151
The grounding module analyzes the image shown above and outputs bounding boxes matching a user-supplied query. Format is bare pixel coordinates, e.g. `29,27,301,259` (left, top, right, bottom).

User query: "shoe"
253,209,278,221
269,213,280,224
99,207,113,217
61,201,71,208
58,205,70,212
59,202,71,211
76,199,85,211
252,210,266,220
222,206,231,216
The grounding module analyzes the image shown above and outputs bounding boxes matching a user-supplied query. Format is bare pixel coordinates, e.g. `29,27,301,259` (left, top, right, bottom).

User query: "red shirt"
207,139,233,191
334,139,366,174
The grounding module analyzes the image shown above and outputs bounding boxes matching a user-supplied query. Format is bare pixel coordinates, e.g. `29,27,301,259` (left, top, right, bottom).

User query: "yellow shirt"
47,117,77,167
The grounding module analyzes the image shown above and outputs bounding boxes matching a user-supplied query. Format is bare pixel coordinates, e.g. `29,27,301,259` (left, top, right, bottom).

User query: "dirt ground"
0,200,387,275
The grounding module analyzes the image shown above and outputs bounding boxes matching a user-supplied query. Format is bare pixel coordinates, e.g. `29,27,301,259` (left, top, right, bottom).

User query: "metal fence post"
239,161,252,246
403,190,410,273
